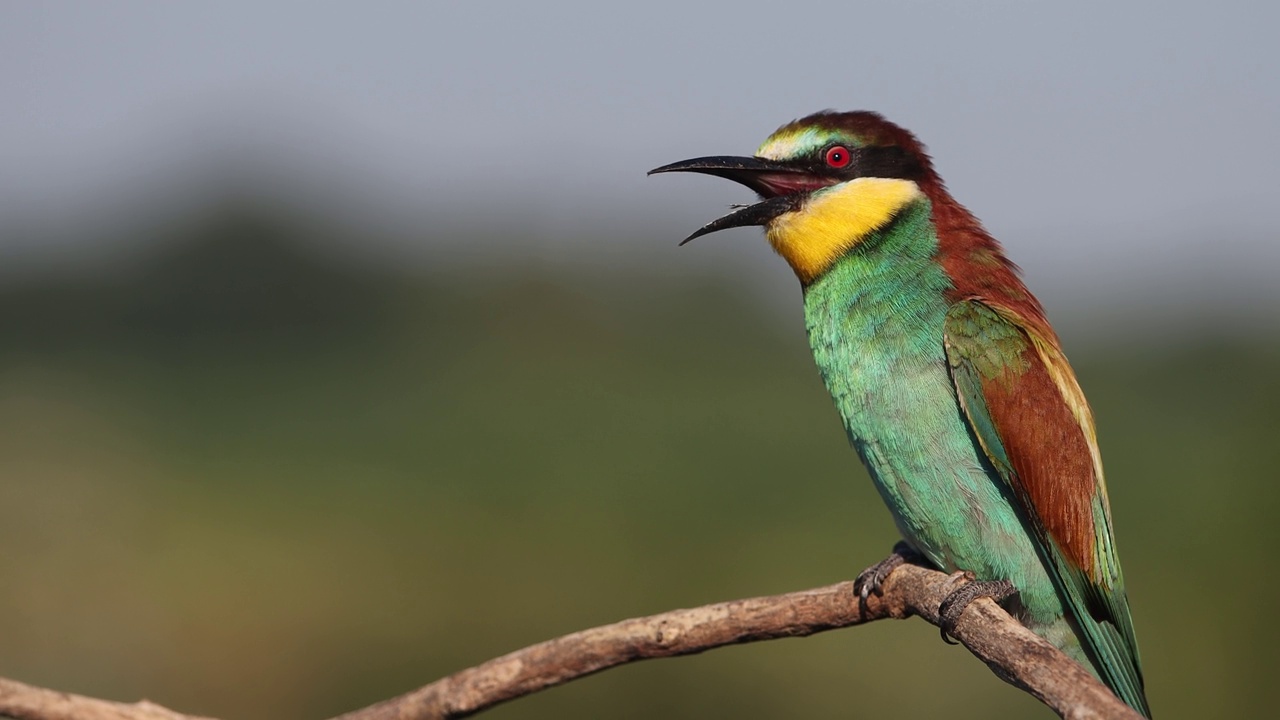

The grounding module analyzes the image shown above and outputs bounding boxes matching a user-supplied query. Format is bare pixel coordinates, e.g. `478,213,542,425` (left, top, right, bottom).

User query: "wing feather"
943,299,1148,716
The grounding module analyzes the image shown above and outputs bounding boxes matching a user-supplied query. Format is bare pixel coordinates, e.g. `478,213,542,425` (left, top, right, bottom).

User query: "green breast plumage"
801,198,1067,624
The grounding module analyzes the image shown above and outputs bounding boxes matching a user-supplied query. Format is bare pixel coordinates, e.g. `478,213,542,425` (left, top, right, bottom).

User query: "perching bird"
650,111,1149,717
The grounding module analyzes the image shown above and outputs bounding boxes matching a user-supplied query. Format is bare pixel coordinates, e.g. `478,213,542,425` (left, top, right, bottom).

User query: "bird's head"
650,110,939,283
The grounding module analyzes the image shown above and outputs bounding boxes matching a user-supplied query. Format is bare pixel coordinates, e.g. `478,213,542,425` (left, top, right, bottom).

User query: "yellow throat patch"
766,177,923,284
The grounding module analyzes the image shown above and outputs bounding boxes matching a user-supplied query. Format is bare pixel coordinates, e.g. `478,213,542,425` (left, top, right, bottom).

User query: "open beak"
648,155,832,244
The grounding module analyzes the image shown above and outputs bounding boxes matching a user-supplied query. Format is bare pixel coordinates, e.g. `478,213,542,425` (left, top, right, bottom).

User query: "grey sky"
3,1,1278,335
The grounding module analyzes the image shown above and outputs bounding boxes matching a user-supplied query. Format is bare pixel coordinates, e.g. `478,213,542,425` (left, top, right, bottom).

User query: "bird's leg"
937,576,1018,645
854,541,927,613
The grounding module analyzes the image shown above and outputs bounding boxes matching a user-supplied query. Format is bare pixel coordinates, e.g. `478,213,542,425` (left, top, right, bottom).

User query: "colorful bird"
650,111,1149,717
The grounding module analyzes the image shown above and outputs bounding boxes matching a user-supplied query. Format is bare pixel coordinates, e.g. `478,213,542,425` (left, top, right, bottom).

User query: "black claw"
937,578,1018,645
854,541,923,614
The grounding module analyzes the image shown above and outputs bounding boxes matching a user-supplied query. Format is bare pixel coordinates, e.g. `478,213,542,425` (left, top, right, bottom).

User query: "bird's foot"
937,575,1018,645
854,541,925,613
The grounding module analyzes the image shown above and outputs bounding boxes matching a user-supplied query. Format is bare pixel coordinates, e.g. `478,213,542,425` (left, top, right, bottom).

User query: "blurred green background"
6,3,1280,719
0,199,1276,719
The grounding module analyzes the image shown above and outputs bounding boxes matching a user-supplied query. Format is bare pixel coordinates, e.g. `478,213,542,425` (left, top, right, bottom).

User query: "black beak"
669,195,802,246
648,155,800,181
648,155,817,244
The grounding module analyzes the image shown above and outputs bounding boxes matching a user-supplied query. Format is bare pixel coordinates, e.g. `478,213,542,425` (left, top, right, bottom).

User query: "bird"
649,110,1150,717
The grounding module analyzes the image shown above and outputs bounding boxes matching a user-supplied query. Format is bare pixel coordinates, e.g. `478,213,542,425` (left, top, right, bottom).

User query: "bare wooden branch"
0,563,1142,720
0,676,215,720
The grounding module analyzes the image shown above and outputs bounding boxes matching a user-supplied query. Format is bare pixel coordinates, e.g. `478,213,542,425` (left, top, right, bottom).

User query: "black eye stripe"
855,145,925,180
812,144,923,180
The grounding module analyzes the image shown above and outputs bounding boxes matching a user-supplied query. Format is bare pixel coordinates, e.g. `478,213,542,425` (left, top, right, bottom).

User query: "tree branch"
0,563,1142,720
0,676,216,720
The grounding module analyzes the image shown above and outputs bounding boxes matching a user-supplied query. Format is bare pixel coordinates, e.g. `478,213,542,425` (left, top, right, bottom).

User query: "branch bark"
0,563,1142,720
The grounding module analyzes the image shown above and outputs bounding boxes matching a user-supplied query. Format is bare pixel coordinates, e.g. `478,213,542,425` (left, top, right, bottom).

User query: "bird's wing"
942,298,1148,715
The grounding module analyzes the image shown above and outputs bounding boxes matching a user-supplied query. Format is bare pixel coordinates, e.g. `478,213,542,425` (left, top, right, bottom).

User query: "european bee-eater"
650,111,1149,717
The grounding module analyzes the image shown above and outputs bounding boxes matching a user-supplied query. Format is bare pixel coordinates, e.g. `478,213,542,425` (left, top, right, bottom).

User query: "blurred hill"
0,199,1276,719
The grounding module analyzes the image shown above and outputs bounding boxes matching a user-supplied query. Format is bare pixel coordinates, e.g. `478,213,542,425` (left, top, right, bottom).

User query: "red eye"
825,145,851,168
